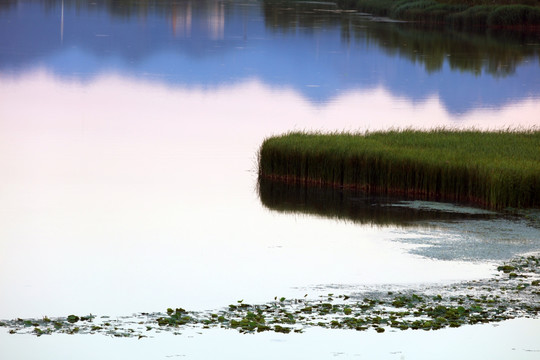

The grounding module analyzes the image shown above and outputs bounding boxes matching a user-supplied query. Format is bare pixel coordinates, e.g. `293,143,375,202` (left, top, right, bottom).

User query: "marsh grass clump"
258,130,540,210
487,4,540,26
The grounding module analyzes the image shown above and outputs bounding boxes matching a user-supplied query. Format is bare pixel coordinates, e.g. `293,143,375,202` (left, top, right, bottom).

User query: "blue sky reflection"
1,0,539,115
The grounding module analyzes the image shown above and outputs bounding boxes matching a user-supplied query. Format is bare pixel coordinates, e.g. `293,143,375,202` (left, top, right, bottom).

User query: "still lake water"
1,0,540,358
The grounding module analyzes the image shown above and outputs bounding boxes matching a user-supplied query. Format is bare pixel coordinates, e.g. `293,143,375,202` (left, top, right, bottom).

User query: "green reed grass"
258,130,540,209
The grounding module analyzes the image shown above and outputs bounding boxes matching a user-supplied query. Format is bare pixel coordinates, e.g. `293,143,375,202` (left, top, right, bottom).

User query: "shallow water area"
0,0,539,358
2,319,540,360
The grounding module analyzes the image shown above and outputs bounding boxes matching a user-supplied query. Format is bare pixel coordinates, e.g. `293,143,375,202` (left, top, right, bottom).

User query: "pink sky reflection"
0,70,538,317
1,71,538,147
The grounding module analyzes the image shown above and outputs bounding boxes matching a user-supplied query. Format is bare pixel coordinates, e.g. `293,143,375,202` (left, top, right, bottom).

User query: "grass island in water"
258,130,540,210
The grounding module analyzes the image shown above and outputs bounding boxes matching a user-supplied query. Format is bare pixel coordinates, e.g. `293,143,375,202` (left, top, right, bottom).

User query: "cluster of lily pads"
1,255,538,338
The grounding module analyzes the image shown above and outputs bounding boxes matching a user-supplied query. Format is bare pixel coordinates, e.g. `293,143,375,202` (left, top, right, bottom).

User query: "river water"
0,0,539,358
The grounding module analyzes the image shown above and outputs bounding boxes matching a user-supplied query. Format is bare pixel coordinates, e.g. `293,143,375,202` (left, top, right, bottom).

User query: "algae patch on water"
1,255,539,338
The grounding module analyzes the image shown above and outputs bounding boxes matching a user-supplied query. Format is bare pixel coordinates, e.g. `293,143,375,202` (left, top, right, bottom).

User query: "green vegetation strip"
1,255,539,337
258,130,540,209
334,0,540,28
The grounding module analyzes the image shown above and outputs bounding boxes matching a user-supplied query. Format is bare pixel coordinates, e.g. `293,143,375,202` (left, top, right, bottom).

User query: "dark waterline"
257,176,499,227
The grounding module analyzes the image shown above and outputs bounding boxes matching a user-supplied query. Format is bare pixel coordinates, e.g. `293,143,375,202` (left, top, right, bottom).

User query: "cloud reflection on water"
1,70,539,141
1,0,540,115
3,70,537,318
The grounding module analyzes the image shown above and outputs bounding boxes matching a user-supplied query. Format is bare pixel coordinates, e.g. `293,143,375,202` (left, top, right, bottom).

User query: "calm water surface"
1,0,539,358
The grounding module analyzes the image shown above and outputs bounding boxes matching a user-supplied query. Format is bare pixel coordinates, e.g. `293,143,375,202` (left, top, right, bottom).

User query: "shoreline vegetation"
277,0,540,29
335,0,540,29
257,130,540,210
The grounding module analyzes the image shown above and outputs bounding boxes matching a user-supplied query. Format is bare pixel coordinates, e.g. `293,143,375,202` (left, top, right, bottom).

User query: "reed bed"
258,130,540,209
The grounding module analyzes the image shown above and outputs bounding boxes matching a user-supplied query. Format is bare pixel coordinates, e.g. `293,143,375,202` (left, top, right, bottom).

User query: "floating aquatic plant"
1,255,539,338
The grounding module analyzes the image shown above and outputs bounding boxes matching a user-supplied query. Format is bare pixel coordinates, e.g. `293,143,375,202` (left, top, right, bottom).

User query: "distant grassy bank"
258,130,540,209
335,0,540,28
